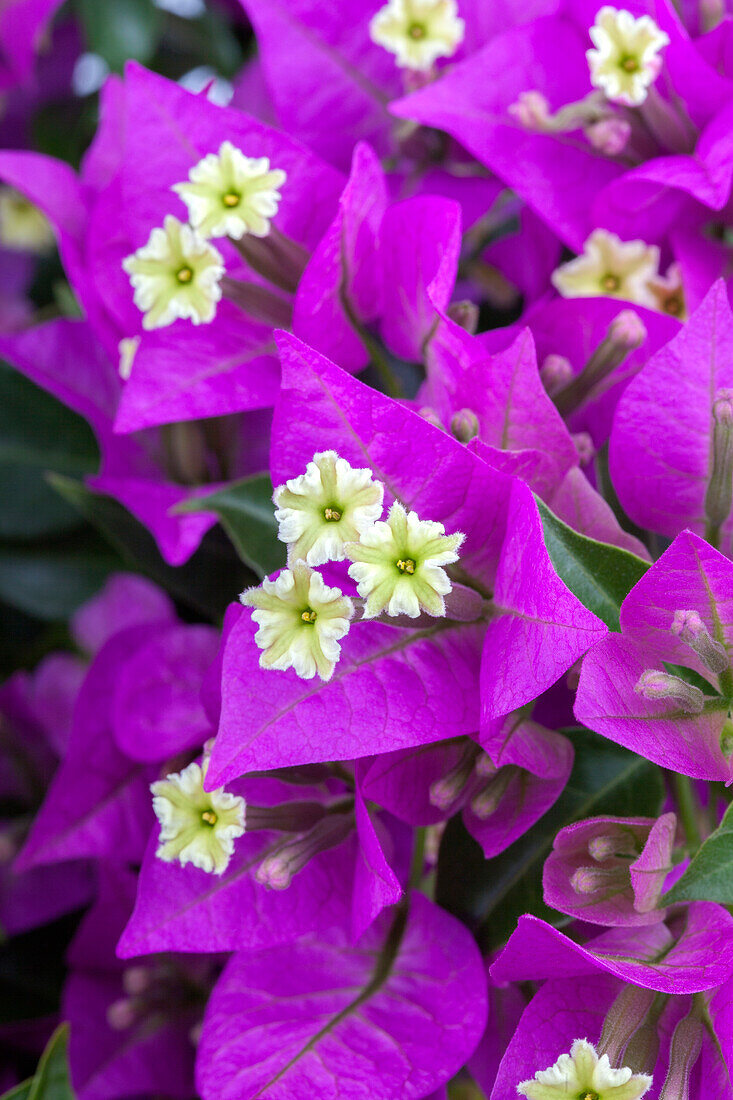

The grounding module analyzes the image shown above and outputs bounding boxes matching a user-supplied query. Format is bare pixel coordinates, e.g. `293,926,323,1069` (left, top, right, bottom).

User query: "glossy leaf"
174,474,285,578
49,475,245,621
0,362,97,537
664,803,733,904
536,497,649,630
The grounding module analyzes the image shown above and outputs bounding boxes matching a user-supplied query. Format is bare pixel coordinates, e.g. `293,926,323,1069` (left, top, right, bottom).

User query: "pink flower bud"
106,998,137,1031
608,309,647,351
671,609,728,675
540,354,573,396
634,669,705,714
508,90,551,129
585,115,631,155
450,408,480,443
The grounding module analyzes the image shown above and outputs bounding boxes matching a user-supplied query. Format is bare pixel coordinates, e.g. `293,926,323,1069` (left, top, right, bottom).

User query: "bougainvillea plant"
1,1,733,1098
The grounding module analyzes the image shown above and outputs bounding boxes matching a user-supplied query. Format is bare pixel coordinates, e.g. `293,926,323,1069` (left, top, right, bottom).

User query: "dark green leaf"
50,475,247,621
0,535,121,620
74,0,161,70
436,730,665,951
664,802,733,904
0,363,97,537
536,498,649,630
175,474,285,578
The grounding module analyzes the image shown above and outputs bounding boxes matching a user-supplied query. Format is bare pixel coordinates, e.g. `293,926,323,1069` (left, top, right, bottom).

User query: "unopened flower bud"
634,669,705,714
658,1012,704,1100
700,0,725,32
598,984,657,1068
470,766,515,819
585,114,631,154
508,90,552,129
446,299,479,333
418,406,445,429
122,966,152,996
671,609,728,675
588,832,638,861
255,813,353,889
704,389,733,542
572,431,595,466
608,308,647,351
540,354,574,396
107,998,137,1031
429,745,480,812
571,864,628,895
554,308,647,416
450,407,480,443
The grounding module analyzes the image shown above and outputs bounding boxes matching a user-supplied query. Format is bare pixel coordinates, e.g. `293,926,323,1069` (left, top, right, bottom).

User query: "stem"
339,284,403,399
408,827,427,891
670,772,702,852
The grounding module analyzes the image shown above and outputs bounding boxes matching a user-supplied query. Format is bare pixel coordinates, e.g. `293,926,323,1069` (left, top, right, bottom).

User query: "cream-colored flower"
172,141,286,240
587,7,669,106
241,561,354,681
518,1039,652,1099
274,451,384,567
151,760,245,875
551,228,659,306
369,0,464,71
0,187,55,252
346,501,464,619
122,214,224,329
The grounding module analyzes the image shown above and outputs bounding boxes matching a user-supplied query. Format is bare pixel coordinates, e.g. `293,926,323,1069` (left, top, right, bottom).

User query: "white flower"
0,187,55,252
518,1039,652,1099
122,214,224,329
150,760,245,875
241,561,354,681
172,141,287,240
346,501,464,619
369,0,464,71
551,228,659,306
587,7,669,106
274,451,384,567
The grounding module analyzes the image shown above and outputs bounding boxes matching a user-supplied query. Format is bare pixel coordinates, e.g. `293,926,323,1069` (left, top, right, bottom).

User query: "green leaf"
0,363,98,538
50,475,247,621
663,802,733,904
74,0,161,70
436,730,665,951
0,534,121,620
174,474,286,578
536,498,649,630
27,1024,75,1100
0,1024,76,1100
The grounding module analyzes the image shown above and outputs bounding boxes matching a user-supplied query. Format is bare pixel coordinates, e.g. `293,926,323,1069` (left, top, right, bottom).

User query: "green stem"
339,284,403,398
670,772,702,852
408,826,427,891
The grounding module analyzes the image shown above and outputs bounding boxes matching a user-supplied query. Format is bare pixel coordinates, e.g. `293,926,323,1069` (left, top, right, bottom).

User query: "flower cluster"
1,1,733,1099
